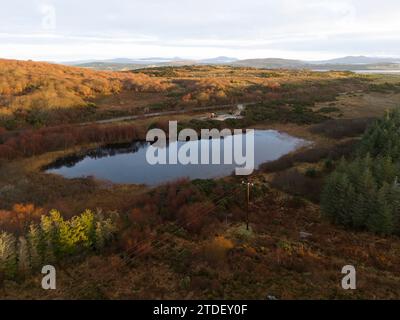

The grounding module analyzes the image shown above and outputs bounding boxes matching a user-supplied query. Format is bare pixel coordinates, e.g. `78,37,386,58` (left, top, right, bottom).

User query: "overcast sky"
1,0,400,61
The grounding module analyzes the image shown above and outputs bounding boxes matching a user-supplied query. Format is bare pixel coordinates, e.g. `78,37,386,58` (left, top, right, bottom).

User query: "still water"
45,130,308,186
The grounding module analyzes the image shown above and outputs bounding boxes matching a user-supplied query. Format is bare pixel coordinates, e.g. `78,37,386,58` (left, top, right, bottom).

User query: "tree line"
0,209,117,279
322,109,400,235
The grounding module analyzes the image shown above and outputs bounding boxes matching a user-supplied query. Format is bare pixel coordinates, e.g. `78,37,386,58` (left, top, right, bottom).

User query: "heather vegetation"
0,65,364,160
0,59,170,107
2,60,400,299
0,62,369,129
242,102,328,125
0,59,171,128
0,123,145,160
310,118,375,139
0,179,245,282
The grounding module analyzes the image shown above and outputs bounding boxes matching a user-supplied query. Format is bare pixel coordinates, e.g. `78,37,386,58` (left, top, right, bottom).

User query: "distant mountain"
66,56,240,70
66,56,237,66
229,57,400,71
73,62,145,71
310,56,400,65
135,57,181,63
63,59,99,65
62,56,400,72
231,58,305,69
103,58,139,64
65,57,179,66
200,56,238,64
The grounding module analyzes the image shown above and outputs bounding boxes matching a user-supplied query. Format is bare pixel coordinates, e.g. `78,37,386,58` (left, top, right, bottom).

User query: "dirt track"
81,102,256,125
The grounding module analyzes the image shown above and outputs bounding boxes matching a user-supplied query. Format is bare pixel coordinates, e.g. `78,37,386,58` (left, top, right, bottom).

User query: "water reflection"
45,130,308,186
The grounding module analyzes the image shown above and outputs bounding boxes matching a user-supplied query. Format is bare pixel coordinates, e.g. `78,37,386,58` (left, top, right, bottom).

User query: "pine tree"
17,236,30,273
366,184,394,235
43,238,56,265
27,223,43,270
79,210,96,249
373,156,397,187
40,213,58,264
58,220,70,255
95,217,117,251
385,180,400,233
354,168,377,226
323,109,400,235
351,193,367,229
0,232,17,278
321,172,354,226
94,222,106,250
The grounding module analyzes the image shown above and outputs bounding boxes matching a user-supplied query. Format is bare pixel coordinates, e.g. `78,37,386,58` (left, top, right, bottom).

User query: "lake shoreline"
43,129,309,186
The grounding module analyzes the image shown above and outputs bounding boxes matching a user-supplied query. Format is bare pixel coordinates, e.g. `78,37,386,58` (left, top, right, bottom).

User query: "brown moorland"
1,60,400,299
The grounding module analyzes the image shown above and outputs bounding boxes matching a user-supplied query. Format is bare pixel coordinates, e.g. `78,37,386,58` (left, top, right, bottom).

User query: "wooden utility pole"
242,181,254,230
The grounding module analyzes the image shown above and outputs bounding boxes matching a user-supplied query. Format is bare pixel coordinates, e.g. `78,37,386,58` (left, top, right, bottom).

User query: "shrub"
0,204,44,234
271,169,324,202
305,167,318,178
368,82,400,93
310,118,375,139
177,202,215,234
202,236,234,266
324,158,334,170
318,106,341,113
243,102,328,125
261,140,357,173
0,123,143,160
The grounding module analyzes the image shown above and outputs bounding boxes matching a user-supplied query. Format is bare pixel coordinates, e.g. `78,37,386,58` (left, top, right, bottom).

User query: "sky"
1,0,400,62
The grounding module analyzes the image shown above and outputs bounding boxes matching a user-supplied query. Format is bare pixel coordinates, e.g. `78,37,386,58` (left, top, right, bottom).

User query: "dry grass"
315,91,400,119
1,64,400,300
2,188,400,300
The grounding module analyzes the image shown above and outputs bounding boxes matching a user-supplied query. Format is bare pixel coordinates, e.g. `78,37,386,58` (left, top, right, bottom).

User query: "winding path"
81,102,257,125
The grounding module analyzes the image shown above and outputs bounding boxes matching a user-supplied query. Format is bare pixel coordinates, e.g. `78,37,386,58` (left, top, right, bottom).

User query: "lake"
45,130,308,186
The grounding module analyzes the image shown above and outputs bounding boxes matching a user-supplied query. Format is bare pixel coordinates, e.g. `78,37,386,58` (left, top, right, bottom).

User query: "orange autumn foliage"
0,123,145,159
0,203,44,234
0,59,172,112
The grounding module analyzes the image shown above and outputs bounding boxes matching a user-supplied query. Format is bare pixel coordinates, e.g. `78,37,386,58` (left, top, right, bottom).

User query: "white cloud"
0,0,399,60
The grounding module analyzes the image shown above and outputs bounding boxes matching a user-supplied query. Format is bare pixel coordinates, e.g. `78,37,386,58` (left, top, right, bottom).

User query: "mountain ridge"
61,56,400,71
